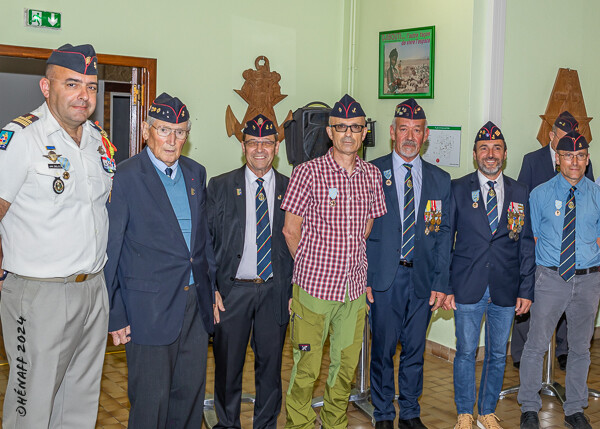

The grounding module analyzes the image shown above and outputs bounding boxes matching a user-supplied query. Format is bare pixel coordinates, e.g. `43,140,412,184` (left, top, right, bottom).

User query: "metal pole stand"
500,333,565,403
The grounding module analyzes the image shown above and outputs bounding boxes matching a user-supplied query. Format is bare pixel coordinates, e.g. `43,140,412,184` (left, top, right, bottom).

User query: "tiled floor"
0,332,599,428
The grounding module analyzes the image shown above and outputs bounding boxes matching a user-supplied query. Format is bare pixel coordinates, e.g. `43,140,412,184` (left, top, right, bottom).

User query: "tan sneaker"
477,413,503,429
454,413,474,429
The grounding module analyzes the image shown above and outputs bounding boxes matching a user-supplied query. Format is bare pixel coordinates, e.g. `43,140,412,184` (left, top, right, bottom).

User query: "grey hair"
145,115,192,131
391,117,428,130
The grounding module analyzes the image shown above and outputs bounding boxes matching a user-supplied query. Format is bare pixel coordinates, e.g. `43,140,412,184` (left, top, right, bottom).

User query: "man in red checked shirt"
282,94,387,429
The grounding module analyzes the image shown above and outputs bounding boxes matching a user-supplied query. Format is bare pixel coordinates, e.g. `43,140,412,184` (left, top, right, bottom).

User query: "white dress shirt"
477,170,505,214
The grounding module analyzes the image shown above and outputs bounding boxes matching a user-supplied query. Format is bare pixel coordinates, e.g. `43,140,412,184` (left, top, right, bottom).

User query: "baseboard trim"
425,325,600,363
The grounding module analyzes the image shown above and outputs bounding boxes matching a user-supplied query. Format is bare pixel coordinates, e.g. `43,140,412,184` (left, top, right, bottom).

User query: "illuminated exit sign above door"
25,9,62,30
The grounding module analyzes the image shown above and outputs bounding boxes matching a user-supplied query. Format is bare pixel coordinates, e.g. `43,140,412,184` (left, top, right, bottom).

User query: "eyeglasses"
244,139,276,148
330,124,366,133
558,153,588,161
151,125,189,140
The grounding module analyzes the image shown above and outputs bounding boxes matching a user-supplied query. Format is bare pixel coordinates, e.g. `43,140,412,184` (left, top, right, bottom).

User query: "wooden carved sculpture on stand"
537,68,593,146
225,56,292,143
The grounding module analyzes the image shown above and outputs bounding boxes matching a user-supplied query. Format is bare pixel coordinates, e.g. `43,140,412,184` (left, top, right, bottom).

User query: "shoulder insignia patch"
0,129,15,150
10,113,39,129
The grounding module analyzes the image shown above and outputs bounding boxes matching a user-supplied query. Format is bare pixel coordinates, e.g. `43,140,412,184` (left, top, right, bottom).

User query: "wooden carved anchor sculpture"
226,56,292,143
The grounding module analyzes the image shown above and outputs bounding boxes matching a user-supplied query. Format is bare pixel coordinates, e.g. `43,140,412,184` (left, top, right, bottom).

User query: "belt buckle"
253,278,264,284
75,274,88,282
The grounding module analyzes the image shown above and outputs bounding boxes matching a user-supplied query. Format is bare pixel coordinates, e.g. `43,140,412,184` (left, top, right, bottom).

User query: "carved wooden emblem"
225,56,292,143
537,68,592,146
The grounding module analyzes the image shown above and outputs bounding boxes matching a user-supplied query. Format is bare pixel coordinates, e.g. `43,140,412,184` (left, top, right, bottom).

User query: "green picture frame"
379,26,435,99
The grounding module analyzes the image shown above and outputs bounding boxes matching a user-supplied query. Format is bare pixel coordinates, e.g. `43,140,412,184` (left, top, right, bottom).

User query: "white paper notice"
422,126,461,167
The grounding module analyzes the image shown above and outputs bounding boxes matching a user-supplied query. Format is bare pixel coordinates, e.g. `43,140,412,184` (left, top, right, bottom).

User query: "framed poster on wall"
379,26,435,99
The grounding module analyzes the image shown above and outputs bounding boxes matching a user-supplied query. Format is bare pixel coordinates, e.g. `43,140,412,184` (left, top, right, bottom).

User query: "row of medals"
424,211,441,235
508,213,524,241
45,150,70,194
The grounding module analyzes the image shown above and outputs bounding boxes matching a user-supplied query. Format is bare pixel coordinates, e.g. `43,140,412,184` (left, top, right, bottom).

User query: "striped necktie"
256,177,272,281
559,186,576,282
401,163,415,261
486,181,498,234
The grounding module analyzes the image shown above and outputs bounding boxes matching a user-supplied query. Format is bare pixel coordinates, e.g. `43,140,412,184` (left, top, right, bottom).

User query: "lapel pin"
236,188,242,196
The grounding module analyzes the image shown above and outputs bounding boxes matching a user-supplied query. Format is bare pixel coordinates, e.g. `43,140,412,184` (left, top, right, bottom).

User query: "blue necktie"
401,164,415,260
165,167,173,178
486,181,498,235
559,187,576,282
256,178,272,281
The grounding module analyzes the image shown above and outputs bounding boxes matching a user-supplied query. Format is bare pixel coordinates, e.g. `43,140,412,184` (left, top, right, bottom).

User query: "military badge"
555,200,562,216
507,202,524,241
44,150,60,162
0,129,14,150
53,177,65,194
236,188,242,196
101,155,117,174
58,156,70,171
329,187,338,207
383,169,392,186
472,190,480,208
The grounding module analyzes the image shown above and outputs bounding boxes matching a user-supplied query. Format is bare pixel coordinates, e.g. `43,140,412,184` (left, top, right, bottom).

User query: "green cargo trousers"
285,284,366,429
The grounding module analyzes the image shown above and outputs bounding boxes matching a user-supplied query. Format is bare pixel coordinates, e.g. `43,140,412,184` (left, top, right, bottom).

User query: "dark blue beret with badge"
556,130,589,151
148,92,189,124
394,98,426,119
47,43,98,75
475,121,504,142
330,94,366,119
554,111,579,133
243,114,277,138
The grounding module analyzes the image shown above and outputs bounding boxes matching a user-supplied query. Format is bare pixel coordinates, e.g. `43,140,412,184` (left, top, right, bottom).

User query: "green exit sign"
25,9,62,30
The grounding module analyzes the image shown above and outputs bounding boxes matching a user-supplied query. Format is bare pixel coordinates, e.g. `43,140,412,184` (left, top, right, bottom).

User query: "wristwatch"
0,270,8,281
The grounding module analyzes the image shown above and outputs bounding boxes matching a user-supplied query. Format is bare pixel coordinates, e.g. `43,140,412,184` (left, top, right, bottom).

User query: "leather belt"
399,260,414,268
16,271,102,283
546,266,600,276
234,278,269,284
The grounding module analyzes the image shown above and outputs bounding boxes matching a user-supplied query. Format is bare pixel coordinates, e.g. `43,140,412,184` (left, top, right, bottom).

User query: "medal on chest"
507,202,524,241
329,187,338,207
471,190,480,209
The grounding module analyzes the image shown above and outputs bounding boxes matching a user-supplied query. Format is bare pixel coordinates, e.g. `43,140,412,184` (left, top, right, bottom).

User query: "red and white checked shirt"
281,149,387,302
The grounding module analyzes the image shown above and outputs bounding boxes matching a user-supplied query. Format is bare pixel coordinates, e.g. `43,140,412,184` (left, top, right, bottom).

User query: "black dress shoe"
564,412,592,429
375,420,394,429
397,417,427,429
513,360,520,369
557,354,568,371
520,411,539,429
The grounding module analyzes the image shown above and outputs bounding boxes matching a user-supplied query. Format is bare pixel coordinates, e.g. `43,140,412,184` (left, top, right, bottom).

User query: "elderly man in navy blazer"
444,122,535,429
207,114,293,429
104,93,217,429
512,111,593,370
367,98,452,429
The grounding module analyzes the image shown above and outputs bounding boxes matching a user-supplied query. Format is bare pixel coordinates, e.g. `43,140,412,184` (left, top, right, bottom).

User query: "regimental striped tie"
256,177,272,281
559,186,576,282
401,163,415,261
486,181,499,235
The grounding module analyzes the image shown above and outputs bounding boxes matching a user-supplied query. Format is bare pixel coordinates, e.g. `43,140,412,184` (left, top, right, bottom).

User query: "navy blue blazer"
207,166,293,326
449,172,535,306
367,154,452,298
518,145,594,191
104,150,217,345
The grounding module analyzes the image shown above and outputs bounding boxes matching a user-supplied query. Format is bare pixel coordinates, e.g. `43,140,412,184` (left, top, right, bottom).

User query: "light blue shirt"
530,173,600,268
392,151,422,221
146,146,180,180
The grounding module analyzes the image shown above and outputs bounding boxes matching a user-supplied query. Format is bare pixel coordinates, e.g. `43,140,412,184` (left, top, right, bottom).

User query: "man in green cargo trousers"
281,94,387,429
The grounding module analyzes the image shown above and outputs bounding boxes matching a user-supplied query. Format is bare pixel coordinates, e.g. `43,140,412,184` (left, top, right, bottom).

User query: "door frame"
0,44,156,156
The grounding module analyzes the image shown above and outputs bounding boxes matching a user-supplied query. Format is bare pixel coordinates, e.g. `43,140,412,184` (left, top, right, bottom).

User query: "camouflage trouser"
285,284,366,429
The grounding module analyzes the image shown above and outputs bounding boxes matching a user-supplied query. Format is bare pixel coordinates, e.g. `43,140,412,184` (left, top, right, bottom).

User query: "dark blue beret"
47,43,97,75
243,114,277,138
148,92,189,124
554,111,579,133
475,121,504,143
330,94,366,119
557,130,589,151
394,98,426,119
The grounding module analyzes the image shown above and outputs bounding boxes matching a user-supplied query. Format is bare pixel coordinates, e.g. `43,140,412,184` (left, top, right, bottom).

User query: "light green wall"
0,0,350,179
